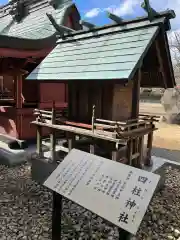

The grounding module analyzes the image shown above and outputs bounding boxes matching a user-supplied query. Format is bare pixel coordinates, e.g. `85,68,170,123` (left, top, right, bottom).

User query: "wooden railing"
34,108,68,124
32,105,159,167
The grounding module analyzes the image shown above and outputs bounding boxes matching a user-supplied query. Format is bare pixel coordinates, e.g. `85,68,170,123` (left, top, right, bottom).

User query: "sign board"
44,149,160,235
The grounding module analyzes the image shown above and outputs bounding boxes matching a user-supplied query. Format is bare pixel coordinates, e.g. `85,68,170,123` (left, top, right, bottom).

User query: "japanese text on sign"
44,149,160,234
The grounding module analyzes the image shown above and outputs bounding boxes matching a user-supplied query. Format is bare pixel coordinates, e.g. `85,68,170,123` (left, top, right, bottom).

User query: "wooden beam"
106,11,123,24
141,0,158,21
155,39,168,88
15,74,23,108
80,20,96,29
25,58,37,64
31,121,126,144
46,13,75,36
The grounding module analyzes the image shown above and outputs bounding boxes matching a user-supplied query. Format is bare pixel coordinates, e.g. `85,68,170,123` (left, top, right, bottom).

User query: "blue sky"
74,0,180,30
0,0,180,30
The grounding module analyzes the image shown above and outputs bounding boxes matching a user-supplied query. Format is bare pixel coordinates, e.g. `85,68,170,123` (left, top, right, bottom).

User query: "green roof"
0,0,81,49
1,5,69,39
26,10,175,86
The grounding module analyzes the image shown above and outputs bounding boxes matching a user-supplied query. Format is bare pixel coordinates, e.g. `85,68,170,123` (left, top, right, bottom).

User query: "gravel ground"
0,163,119,240
1,163,180,240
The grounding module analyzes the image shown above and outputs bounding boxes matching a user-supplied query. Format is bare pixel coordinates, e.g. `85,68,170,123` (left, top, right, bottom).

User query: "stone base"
0,138,31,167
144,157,166,192
31,158,58,185
0,148,27,167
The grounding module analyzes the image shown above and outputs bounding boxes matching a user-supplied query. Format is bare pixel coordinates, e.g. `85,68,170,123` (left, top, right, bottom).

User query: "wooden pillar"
145,131,153,166
91,105,95,132
50,101,56,163
37,126,43,157
67,133,75,151
136,136,144,168
130,69,142,167
131,69,141,119
112,151,118,161
15,74,23,109
50,132,56,162
126,140,133,166
90,142,95,154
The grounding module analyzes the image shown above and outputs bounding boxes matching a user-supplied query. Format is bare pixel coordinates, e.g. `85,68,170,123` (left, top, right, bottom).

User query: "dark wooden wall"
112,82,133,121
22,80,39,103
140,30,174,88
68,81,133,123
1,75,14,98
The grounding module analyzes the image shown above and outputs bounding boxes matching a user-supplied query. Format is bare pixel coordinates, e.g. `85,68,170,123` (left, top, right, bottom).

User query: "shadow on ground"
152,147,180,162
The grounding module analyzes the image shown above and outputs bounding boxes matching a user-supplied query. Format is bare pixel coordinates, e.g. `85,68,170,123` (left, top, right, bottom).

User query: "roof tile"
0,0,72,40
27,25,159,80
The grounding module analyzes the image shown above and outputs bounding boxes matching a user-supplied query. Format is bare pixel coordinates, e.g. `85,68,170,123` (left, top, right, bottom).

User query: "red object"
0,9,80,140
0,47,53,59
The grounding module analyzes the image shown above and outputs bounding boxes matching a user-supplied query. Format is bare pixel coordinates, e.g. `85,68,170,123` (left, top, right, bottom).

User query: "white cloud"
84,0,180,30
108,0,140,16
109,0,180,29
84,8,101,18
84,0,140,19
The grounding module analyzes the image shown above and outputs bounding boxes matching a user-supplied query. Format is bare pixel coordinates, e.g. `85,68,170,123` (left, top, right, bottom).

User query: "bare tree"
169,31,180,84
169,32,180,69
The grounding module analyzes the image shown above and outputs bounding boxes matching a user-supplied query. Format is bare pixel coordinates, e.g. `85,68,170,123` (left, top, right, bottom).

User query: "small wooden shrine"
27,2,176,183
0,0,81,141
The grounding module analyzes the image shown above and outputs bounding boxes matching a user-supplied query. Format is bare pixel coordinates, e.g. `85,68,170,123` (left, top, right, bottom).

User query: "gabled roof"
26,10,176,88
0,0,81,50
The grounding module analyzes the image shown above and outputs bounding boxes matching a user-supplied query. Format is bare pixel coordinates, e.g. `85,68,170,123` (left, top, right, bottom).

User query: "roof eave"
0,3,79,51
0,34,57,50
128,27,160,82
127,25,176,88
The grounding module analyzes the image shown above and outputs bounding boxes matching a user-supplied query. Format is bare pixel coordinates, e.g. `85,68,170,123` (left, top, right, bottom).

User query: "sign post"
52,192,62,240
119,229,132,240
44,149,160,239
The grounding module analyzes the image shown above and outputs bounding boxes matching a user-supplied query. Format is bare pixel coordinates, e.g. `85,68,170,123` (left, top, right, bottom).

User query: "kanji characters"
125,198,136,210
132,186,142,196
138,176,148,184
118,212,129,224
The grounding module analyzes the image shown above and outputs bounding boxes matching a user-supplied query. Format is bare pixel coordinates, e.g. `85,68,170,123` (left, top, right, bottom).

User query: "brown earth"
140,102,180,162
153,122,180,150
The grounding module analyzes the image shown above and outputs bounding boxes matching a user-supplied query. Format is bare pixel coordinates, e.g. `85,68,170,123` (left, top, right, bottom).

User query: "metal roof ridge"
57,21,162,45
0,0,50,19
56,9,175,41
0,0,43,10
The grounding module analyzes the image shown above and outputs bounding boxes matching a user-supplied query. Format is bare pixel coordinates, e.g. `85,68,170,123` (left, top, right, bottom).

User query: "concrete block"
0,141,27,167
144,156,166,192
31,158,58,185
